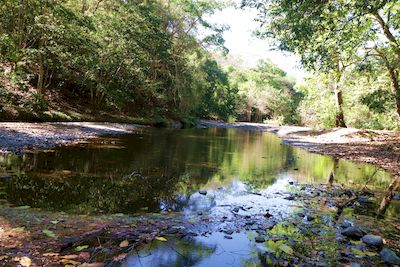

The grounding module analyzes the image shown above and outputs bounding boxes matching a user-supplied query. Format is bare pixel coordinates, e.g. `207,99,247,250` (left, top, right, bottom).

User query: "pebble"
361,234,383,247
341,226,366,239
224,230,234,235
224,235,233,239
340,220,353,229
264,212,273,218
380,248,400,265
284,195,295,200
199,190,207,195
232,207,240,213
305,214,315,221
255,236,265,243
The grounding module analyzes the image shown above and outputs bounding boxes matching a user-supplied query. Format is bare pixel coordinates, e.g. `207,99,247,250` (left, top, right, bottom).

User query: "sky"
208,5,308,80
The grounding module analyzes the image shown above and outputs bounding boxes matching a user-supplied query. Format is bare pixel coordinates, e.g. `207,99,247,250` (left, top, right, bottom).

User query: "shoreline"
198,120,400,178
1,120,399,176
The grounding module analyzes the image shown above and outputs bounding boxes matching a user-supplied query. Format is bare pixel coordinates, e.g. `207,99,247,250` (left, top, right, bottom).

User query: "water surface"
0,127,394,215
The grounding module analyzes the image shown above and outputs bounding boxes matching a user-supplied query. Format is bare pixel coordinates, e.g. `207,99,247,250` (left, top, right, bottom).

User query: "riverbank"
0,122,143,154
198,120,400,177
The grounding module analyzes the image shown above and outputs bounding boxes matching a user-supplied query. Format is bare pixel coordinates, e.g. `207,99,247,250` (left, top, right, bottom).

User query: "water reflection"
124,233,263,267
0,128,394,214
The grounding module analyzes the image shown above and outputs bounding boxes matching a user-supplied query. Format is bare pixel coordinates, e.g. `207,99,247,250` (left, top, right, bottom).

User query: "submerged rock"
341,226,366,239
255,236,265,243
284,195,295,200
380,248,400,265
361,234,383,247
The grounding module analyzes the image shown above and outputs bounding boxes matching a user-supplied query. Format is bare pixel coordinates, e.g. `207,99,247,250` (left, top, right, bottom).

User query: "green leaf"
279,244,294,255
75,245,89,251
15,205,30,210
43,229,57,239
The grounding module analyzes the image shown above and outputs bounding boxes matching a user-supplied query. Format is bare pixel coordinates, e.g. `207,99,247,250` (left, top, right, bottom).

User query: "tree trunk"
334,83,346,128
37,57,45,95
381,55,400,118
17,0,25,50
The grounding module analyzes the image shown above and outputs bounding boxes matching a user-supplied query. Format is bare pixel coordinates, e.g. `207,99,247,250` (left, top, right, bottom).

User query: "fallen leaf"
75,245,89,252
43,253,59,257
79,252,90,261
59,259,80,265
61,255,79,260
119,240,129,248
155,236,167,242
113,253,127,261
20,257,31,267
279,244,294,255
15,206,30,210
43,229,57,239
79,263,104,267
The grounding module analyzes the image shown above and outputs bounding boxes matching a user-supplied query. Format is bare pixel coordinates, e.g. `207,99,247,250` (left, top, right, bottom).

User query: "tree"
244,0,400,122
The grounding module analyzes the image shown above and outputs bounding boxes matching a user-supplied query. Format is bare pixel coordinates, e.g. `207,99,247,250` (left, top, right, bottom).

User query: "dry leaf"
20,257,32,267
113,253,127,261
119,240,129,248
155,236,167,242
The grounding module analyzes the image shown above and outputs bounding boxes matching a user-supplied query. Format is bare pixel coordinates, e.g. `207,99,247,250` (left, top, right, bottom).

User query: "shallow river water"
0,127,399,266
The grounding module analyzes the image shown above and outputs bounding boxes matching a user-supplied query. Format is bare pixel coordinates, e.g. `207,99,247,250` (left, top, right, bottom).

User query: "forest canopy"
0,0,399,129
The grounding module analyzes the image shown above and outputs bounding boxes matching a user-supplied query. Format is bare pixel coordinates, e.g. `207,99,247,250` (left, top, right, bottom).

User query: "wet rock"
255,236,265,243
361,234,383,247
224,235,233,239
288,181,294,185
341,226,366,239
264,212,273,218
357,196,374,204
380,248,400,265
340,220,353,229
284,195,295,200
224,230,234,235
305,214,315,221
199,190,207,195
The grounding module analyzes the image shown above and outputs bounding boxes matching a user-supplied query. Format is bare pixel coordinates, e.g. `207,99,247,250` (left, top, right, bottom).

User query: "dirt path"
198,120,400,177
0,122,142,154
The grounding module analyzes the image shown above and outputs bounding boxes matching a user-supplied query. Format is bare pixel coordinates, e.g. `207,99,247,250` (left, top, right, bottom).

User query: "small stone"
224,230,234,235
224,235,233,239
300,186,306,191
293,168,299,171
264,212,273,218
199,190,207,195
232,207,239,213
288,181,294,185
197,211,203,216
361,234,383,247
380,248,400,265
341,226,366,239
357,196,374,204
305,214,315,221
340,220,353,229
284,195,295,200
255,236,265,243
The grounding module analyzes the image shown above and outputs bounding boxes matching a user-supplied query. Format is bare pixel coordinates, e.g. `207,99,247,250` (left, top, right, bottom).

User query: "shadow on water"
0,127,396,215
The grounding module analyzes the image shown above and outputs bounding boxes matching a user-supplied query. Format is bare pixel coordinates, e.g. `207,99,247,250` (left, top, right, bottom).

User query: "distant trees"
244,0,400,128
